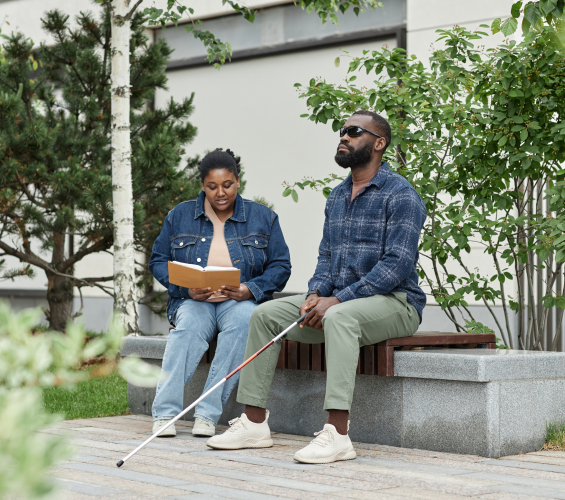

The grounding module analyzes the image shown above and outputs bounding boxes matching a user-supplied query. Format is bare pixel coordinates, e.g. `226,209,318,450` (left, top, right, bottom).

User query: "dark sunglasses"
339,126,383,139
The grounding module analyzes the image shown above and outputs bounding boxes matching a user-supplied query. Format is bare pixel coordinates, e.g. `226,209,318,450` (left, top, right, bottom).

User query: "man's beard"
334,142,373,169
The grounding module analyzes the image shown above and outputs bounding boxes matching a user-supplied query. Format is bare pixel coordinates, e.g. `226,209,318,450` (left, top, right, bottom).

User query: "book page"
204,266,239,271
173,262,204,270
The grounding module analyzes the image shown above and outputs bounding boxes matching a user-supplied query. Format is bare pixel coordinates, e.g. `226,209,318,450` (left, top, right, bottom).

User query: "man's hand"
300,296,341,330
221,284,253,302
189,287,215,301
299,294,321,317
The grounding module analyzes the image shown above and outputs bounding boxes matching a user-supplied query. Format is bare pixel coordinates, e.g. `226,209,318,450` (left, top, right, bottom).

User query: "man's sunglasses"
339,126,383,139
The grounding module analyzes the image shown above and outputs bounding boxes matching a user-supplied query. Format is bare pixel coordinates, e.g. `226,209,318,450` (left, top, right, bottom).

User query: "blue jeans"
152,298,258,425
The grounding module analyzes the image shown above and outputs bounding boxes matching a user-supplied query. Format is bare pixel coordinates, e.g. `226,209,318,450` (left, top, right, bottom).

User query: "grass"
543,421,565,451
43,372,129,420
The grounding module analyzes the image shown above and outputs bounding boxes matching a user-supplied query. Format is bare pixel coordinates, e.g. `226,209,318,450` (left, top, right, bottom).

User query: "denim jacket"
149,192,292,322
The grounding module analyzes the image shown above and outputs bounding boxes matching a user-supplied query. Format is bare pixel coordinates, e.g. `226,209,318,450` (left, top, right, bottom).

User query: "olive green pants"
236,292,419,411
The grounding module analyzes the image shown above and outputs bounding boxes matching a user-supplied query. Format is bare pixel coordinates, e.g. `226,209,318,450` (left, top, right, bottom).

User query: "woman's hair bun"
198,148,241,181
225,149,241,166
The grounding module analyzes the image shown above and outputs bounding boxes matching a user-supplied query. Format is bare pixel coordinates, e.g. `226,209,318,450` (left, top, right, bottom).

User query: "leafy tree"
287,24,565,350
0,6,198,331
492,0,564,42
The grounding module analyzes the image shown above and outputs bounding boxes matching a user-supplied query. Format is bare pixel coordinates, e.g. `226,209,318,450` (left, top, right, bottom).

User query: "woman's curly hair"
198,148,241,181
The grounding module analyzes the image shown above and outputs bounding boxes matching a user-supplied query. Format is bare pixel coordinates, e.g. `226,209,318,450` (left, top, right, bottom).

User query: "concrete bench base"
123,337,565,458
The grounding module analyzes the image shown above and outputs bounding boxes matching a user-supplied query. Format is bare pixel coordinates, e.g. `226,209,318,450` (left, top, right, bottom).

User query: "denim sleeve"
148,209,173,289
307,202,334,297
244,212,292,303
334,188,426,303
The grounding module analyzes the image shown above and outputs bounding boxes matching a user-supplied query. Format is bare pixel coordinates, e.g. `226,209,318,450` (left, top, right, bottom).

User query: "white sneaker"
206,411,273,450
192,417,216,437
152,419,176,437
293,423,356,464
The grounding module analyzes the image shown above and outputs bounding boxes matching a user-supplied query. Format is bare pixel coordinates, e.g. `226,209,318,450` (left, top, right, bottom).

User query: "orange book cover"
168,261,241,291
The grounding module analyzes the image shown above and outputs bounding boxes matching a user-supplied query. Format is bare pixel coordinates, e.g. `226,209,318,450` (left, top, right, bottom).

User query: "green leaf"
511,1,523,17
334,57,340,68
525,2,542,26
491,18,502,34
520,129,528,141
501,17,518,36
290,189,299,203
282,187,292,197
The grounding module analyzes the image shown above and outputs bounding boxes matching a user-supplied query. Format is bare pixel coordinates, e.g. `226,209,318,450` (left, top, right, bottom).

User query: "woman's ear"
237,176,241,189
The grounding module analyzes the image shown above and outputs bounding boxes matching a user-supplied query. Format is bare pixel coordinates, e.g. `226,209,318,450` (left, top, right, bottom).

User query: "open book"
168,261,240,291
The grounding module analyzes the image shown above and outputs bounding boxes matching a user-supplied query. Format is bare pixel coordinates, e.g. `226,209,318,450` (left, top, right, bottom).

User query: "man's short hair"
352,110,391,153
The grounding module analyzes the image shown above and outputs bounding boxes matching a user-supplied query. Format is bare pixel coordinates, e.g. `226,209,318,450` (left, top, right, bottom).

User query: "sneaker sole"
192,429,216,437
155,430,176,437
206,438,274,450
293,449,357,464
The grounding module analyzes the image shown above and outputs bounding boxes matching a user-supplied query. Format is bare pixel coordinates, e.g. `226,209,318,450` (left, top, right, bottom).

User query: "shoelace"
311,429,334,447
226,417,245,433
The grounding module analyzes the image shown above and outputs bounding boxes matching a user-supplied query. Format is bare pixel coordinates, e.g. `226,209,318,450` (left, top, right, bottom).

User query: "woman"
149,148,291,437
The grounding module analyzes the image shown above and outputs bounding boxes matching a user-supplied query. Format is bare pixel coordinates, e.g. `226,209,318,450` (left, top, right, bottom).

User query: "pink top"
204,197,234,302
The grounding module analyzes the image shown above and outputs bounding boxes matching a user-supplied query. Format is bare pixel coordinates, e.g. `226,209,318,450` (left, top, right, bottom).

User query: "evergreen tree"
0,5,200,331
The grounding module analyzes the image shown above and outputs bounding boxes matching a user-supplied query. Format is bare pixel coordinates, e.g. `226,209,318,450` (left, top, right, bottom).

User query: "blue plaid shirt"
308,162,427,322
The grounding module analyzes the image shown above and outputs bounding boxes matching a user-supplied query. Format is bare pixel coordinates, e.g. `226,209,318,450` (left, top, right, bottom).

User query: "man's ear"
374,137,386,152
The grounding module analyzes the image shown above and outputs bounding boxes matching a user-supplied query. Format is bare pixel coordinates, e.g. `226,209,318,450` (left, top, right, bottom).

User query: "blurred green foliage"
0,301,163,499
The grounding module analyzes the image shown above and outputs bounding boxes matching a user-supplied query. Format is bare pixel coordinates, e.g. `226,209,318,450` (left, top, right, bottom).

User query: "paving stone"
189,450,323,471
328,490,413,500
107,460,334,500
61,463,191,487
117,438,207,453
192,468,345,493
533,451,565,459
71,454,108,462
211,463,392,491
172,495,225,500
50,468,192,497
485,483,565,499
56,478,127,496
69,438,132,452
501,455,565,467
458,471,565,490
175,482,294,500
376,486,474,499
354,456,472,476
482,458,565,475
57,491,97,500
477,491,557,500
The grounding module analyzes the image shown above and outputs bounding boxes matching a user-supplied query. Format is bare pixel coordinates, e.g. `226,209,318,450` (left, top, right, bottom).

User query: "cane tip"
116,460,124,468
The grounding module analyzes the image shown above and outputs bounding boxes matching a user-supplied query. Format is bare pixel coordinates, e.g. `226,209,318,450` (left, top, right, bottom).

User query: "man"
206,110,427,464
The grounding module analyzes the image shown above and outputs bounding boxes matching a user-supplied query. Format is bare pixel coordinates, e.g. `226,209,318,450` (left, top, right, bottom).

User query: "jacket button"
255,240,258,244
201,238,206,242
197,258,201,262
180,241,183,246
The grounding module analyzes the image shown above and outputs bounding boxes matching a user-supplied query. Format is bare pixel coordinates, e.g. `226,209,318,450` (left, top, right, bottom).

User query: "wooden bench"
197,331,496,376
274,332,497,377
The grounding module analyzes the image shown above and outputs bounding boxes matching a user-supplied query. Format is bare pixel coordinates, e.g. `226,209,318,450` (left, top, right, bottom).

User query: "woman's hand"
189,287,215,301
221,284,253,302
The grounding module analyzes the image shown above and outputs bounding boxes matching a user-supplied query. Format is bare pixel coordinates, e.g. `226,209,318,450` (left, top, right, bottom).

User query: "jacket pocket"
241,235,268,271
171,236,198,263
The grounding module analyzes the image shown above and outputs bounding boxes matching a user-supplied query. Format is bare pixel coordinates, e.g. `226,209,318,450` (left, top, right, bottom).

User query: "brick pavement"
41,415,565,499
